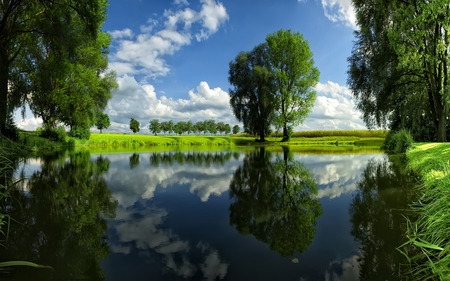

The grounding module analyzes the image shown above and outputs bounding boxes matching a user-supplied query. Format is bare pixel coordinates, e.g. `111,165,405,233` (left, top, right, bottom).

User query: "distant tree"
232,125,240,135
229,44,276,141
205,119,218,135
217,122,226,134
265,29,319,141
149,119,161,135
192,123,199,135
186,120,193,135
173,121,184,135
195,121,206,135
224,124,231,135
160,121,169,135
129,118,140,134
95,112,110,133
167,120,174,135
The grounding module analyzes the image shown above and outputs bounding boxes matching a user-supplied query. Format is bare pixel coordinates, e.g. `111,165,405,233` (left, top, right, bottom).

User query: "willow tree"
229,44,276,142
265,30,319,141
0,0,107,138
349,0,450,142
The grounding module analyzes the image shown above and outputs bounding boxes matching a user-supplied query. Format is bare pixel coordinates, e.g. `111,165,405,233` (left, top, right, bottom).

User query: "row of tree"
129,118,240,135
0,1,117,140
228,29,319,142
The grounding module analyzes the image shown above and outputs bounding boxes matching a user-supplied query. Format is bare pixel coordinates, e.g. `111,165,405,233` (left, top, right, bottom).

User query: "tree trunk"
436,108,447,142
0,49,9,135
259,128,265,142
281,125,289,142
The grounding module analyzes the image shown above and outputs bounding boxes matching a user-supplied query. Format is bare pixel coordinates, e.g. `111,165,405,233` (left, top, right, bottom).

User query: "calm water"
1,147,418,281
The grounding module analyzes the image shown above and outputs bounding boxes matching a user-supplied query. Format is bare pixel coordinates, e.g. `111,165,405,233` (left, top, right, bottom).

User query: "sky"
15,0,365,133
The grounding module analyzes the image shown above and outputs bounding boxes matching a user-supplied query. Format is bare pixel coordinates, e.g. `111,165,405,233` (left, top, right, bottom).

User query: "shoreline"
402,143,450,279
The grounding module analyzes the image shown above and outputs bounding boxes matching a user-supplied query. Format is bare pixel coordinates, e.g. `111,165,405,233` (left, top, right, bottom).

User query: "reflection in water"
0,151,117,280
229,147,322,256
349,156,418,280
149,151,233,167
108,202,229,280
129,153,140,169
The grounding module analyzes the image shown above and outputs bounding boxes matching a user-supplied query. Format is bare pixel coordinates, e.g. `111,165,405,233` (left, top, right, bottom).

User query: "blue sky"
16,0,365,132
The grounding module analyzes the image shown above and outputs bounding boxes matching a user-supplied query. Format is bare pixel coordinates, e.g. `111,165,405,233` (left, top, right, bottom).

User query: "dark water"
0,147,418,281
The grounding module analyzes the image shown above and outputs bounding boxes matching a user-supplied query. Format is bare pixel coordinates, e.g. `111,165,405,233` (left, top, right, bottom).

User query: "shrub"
39,126,68,143
383,129,414,154
69,127,91,140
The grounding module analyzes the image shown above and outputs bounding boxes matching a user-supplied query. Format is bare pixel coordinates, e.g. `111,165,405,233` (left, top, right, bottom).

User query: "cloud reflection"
109,203,229,279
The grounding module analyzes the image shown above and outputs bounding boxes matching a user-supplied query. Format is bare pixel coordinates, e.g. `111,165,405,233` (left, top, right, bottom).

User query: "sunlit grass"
399,143,450,280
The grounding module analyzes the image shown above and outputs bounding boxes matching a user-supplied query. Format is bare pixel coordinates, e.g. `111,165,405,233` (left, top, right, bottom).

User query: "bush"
39,126,68,143
0,114,19,141
383,129,414,154
69,127,91,140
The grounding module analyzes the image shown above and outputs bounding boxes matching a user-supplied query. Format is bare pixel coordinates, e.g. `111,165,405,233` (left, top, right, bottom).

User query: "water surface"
1,147,418,280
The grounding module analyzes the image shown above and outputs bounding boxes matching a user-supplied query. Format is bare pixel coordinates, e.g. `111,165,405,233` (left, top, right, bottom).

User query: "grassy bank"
401,143,450,280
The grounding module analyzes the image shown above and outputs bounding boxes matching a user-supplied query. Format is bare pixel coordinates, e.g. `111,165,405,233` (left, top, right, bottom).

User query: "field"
77,130,387,149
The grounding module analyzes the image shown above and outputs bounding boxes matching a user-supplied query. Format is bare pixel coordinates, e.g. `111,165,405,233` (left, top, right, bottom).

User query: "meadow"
75,129,387,149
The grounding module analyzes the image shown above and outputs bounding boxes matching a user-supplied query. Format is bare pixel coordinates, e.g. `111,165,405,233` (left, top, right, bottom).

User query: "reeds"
398,143,450,280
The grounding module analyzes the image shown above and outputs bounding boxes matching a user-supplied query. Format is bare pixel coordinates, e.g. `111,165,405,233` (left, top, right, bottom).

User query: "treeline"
130,118,240,136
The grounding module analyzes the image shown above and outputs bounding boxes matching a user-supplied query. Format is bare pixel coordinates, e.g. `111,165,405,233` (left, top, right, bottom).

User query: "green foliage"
95,112,111,133
349,0,450,142
39,126,68,143
69,126,91,140
229,44,276,141
129,118,140,134
383,129,414,154
265,29,319,141
0,114,19,141
232,125,240,135
149,119,161,135
401,143,450,280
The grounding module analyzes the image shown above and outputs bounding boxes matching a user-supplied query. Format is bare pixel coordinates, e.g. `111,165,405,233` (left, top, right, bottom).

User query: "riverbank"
402,143,450,279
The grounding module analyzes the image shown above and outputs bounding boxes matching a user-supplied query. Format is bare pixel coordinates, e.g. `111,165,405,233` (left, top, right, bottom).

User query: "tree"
265,30,319,141
95,112,110,133
349,0,450,142
0,0,109,138
229,44,276,141
223,123,231,135
129,118,140,134
232,125,240,135
149,119,161,135
186,120,193,135
205,119,217,135
195,121,206,135
173,121,185,135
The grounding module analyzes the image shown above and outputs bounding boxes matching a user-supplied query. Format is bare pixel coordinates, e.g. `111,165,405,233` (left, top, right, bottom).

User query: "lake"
1,147,418,280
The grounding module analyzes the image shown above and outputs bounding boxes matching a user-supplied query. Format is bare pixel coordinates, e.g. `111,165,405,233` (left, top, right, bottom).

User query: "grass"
399,143,450,280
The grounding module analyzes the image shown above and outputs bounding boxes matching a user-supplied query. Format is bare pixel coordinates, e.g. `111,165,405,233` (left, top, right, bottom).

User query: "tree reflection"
229,146,322,256
0,151,117,280
349,155,419,280
129,153,140,169
149,151,233,167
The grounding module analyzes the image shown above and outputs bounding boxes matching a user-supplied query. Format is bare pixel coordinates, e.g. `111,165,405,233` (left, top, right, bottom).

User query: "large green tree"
229,44,276,141
265,30,319,141
349,0,450,142
0,0,108,138
149,119,161,135
229,30,318,142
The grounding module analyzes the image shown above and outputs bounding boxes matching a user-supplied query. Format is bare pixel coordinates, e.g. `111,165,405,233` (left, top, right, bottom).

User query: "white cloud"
109,0,228,80
297,81,366,131
325,255,360,281
321,0,357,29
105,77,237,133
109,28,134,39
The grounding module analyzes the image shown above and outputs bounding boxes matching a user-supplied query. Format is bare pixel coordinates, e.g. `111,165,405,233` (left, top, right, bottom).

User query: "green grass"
399,143,450,280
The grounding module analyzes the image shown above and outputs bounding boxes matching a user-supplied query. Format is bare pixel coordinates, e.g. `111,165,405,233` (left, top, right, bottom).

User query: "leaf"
0,261,53,270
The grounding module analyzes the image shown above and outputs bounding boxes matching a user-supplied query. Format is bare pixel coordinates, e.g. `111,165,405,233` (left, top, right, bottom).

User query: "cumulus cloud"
109,0,228,79
325,255,360,281
297,81,366,131
105,77,236,133
321,0,357,29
